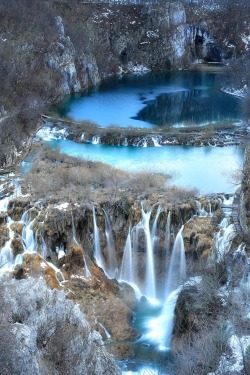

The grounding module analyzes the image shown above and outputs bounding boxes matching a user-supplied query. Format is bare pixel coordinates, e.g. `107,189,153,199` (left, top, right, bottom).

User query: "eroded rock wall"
240,147,250,239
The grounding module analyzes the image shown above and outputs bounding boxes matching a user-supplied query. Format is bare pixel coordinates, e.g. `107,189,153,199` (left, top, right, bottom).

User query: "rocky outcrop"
240,147,250,240
39,117,246,148
173,280,223,350
45,2,229,97
0,277,121,375
11,252,139,358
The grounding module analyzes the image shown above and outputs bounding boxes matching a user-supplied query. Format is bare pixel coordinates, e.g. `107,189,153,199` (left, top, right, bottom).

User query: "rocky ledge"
39,116,247,147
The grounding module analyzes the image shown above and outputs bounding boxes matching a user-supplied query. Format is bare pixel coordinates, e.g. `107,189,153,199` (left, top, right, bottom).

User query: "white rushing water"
103,208,118,279
142,206,156,301
119,229,135,285
93,206,106,272
93,204,187,350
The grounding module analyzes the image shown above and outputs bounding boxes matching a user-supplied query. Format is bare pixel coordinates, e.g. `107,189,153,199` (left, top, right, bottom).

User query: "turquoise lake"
45,140,244,194
59,70,241,128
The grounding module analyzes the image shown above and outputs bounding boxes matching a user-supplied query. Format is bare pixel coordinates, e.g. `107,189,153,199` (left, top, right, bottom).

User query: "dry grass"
24,148,176,203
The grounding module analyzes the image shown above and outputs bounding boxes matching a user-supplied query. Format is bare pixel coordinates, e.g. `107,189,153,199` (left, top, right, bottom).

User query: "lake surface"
45,139,244,194
59,70,241,128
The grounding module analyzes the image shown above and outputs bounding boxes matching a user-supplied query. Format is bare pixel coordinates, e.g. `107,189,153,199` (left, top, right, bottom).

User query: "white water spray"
165,225,186,297
119,229,135,284
142,205,156,301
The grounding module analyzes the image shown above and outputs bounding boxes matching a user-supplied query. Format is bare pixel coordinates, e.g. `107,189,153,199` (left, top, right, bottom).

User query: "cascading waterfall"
151,205,161,255
71,212,78,244
103,208,118,279
144,226,186,349
22,217,37,253
214,194,236,261
151,136,161,147
142,205,156,301
196,200,208,217
0,179,25,272
0,218,15,272
215,223,236,261
92,135,101,145
41,234,47,259
83,256,92,277
92,206,106,272
165,210,171,263
165,225,186,297
72,211,92,277
119,229,134,284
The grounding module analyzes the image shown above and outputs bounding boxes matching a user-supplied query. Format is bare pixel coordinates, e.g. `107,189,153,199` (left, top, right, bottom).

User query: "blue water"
45,139,244,194
59,71,241,128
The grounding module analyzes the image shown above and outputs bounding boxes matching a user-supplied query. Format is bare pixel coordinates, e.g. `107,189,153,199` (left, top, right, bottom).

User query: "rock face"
44,2,190,97
183,216,216,258
240,147,250,238
0,278,121,375
44,2,228,97
173,281,223,350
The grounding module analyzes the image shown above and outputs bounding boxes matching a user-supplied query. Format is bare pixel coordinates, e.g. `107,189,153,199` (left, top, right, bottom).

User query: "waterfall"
196,200,208,217
215,224,236,261
0,219,15,272
165,225,186,297
142,205,156,301
144,287,182,350
123,137,128,146
72,211,92,277
151,205,161,253
41,233,47,259
22,216,37,253
144,226,186,349
151,136,161,147
208,201,212,216
165,211,171,259
83,256,92,277
47,260,65,286
119,229,134,284
92,135,101,144
71,212,78,244
92,207,106,272
103,208,118,279
98,322,111,339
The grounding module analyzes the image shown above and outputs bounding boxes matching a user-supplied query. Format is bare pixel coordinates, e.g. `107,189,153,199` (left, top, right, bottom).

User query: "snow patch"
54,202,69,211
222,85,248,98
241,33,250,50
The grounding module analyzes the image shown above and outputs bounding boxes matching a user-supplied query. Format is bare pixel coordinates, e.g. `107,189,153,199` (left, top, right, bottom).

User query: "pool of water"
44,139,244,194
58,71,241,128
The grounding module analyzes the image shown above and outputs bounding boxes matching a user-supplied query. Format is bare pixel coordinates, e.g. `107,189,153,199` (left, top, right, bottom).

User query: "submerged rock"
0,277,121,375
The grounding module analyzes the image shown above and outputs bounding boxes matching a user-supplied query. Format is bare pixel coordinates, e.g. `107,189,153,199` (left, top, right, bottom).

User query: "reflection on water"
59,71,241,128
134,88,239,126
45,139,244,194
